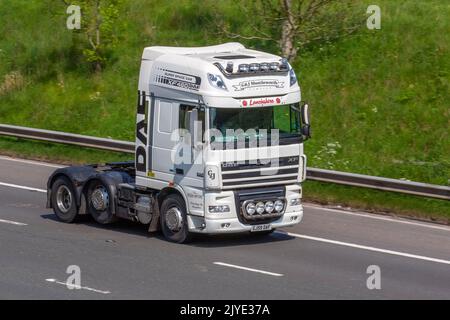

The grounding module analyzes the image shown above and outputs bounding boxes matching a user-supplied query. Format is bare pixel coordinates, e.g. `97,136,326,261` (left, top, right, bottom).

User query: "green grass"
304,181,450,223
0,0,449,221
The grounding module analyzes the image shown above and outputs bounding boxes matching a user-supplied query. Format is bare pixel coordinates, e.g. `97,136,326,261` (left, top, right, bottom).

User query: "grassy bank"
0,0,448,221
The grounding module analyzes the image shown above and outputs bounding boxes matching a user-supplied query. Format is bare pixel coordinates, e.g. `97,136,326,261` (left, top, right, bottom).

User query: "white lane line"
213,262,284,277
0,219,27,226
45,279,110,295
0,155,63,168
304,204,450,232
280,231,450,266
0,182,46,193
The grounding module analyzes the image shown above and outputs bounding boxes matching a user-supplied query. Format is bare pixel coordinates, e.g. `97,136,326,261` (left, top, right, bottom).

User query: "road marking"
304,204,450,232
0,155,63,168
280,231,450,266
213,262,283,277
45,279,110,294
0,219,27,226
0,182,46,193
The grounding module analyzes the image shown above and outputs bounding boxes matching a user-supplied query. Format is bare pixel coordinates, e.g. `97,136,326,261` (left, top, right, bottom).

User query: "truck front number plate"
251,224,272,232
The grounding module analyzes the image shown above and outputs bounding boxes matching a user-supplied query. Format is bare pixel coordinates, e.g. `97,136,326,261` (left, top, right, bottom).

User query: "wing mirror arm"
300,102,311,140
188,109,203,150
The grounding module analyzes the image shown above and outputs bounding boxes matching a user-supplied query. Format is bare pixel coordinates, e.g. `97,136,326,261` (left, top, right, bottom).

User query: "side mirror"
188,109,202,149
300,102,311,140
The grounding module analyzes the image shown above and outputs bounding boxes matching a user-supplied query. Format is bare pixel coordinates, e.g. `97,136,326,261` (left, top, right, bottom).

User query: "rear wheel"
51,177,78,223
160,194,192,243
86,180,117,224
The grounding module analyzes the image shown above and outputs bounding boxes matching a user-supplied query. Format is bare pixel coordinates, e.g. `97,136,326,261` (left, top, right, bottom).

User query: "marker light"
226,62,234,73
280,58,289,71
207,73,228,91
260,63,269,72
290,198,301,206
269,62,279,71
249,63,260,72
238,64,249,72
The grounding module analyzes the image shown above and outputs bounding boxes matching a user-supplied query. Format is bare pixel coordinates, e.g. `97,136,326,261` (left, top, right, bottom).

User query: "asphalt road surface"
0,155,449,299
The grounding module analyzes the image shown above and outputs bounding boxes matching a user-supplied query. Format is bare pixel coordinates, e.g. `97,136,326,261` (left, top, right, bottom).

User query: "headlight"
274,200,284,212
246,202,256,215
265,201,274,213
289,68,297,86
207,73,228,91
290,198,301,206
209,205,230,213
256,202,265,214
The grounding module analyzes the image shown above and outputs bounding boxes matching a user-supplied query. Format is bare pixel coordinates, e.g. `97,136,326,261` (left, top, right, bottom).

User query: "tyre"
51,176,78,223
86,180,117,224
160,194,192,243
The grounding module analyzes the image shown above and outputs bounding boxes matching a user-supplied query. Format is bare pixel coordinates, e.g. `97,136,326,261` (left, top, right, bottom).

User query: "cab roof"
142,42,280,63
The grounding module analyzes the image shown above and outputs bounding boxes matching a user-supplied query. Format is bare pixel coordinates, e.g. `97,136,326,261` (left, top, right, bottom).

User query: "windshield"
209,103,301,147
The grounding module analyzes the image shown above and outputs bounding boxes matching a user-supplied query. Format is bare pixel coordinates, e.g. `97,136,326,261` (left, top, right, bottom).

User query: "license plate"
251,224,272,232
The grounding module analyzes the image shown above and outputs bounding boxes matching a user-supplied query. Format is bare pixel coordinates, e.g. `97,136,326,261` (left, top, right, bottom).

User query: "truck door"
151,98,178,178
174,104,205,189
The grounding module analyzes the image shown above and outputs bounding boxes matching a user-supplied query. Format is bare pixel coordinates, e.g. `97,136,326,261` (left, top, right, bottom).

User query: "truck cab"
46,43,311,243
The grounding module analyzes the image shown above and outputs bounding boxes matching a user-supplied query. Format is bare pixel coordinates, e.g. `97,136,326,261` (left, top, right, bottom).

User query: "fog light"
265,201,274,213
208,205,230,213
274,200,284,212
290,198,301,206
246,202,256,215
256,202,265,214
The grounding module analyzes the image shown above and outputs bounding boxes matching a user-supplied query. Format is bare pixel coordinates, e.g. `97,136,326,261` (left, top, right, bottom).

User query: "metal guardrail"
306,168,450,200
0,124,134,153
1,124,449,200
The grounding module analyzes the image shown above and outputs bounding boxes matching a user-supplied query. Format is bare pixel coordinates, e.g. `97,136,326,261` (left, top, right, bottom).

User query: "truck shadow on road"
40,213,295,247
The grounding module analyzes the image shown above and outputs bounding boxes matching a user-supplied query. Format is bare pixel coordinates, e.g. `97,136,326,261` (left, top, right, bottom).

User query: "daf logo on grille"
222,162,240,168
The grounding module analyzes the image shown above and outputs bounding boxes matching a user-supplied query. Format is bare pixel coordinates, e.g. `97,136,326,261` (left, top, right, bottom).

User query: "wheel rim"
56,185,72,213
91,186,109,211
165,207,183,232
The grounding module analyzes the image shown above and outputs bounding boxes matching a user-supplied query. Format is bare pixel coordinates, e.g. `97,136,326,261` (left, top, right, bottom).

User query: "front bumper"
187,206,303,234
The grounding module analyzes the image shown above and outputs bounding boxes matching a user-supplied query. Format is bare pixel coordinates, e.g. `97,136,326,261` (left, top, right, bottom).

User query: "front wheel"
160,194,192,243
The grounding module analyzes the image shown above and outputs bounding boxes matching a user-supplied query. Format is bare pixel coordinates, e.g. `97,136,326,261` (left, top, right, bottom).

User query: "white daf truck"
46,43,311,243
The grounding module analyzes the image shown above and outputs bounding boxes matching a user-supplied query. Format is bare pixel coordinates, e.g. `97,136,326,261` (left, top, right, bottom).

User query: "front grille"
221,156,300,189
